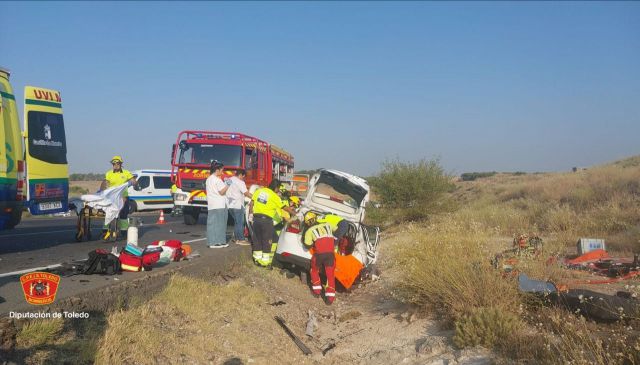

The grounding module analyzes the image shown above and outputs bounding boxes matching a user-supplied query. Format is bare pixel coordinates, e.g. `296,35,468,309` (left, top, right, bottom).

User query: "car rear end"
275,169,380,271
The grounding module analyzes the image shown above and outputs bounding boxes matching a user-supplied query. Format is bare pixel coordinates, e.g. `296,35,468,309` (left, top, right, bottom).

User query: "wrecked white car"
274,169,380,277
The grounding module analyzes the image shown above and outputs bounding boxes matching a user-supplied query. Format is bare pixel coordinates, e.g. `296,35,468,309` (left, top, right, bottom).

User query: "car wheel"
129,201,138,214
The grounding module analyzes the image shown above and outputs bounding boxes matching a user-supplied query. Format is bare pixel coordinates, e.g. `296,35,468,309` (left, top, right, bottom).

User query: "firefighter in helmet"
289,196,301,211
303,211,337,304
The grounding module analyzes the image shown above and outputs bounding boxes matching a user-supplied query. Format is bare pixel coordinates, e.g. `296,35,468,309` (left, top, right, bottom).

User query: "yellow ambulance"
0,67,69,229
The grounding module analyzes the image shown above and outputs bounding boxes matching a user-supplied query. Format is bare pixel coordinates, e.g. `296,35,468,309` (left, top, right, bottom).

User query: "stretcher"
73,184,129,242
74,203,105,242
73,203,121,242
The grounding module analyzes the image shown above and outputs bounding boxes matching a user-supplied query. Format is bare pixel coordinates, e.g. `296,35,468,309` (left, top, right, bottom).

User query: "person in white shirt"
206,160,231,248
226,169,253,245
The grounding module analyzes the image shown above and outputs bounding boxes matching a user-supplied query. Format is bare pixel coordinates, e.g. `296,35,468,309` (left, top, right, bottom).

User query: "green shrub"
70,186,89,195
371,158,454,221
69,173,104,181
16,319,64,347
460,171,497,181
453,307,522,349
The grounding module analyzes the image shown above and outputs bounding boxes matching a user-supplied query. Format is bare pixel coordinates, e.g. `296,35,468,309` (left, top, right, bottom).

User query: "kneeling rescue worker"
303,211,337,304
249,179,285,267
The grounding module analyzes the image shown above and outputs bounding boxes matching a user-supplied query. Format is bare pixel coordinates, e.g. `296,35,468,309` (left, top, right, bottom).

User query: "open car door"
23,86,69,215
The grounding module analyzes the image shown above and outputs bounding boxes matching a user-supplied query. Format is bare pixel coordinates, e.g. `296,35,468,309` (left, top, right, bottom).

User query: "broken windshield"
178,144,242,167
311,171,367,213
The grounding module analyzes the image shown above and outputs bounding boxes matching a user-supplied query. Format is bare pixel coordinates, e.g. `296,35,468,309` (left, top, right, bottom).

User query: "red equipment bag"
119,251,143,272
142,251,161,266
150,240,185,261
150,240,182,249
119,251,160,272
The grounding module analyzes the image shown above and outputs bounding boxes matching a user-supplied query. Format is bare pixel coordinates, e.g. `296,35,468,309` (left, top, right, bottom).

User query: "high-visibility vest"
251,187,283,219
105,169,134,197
303,223,335,253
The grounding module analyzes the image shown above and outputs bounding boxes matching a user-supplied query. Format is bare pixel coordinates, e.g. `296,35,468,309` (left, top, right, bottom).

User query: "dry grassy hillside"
383,155,640,364
453,156,640,252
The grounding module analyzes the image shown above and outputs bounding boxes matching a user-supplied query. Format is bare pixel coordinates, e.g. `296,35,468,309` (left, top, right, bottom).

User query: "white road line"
183,238,206,243
0,264,63,279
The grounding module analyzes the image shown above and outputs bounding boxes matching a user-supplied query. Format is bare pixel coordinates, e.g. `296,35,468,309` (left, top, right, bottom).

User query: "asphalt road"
0,212,245,315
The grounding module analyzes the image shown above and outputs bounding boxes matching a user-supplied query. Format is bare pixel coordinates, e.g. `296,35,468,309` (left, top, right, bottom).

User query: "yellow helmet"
290,196,300,208
303,211,317,225
110,155,123,164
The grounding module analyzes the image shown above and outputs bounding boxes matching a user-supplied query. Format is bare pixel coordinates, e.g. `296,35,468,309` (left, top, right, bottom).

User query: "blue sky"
2,2,639,176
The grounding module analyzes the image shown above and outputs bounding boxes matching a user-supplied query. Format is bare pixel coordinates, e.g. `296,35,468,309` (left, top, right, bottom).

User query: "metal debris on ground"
322,343,336,355
306,310,317,338
274,316,312,355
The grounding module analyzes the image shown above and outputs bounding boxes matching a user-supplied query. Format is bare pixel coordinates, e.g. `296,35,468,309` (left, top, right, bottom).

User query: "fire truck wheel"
183,207,200,225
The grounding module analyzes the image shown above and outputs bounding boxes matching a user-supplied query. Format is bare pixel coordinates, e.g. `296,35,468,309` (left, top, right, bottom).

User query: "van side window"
137,176,150,189
153,176,172,189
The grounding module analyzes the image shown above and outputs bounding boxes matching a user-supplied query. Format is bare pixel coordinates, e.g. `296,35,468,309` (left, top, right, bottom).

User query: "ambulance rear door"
23,86,69,215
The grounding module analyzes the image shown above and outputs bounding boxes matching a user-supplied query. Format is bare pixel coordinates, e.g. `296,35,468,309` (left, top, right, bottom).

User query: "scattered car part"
305,310,317,338
274,316,312,355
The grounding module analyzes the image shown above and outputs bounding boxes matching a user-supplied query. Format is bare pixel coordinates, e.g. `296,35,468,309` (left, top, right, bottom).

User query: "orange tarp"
565,249,609,265
334,253,364,289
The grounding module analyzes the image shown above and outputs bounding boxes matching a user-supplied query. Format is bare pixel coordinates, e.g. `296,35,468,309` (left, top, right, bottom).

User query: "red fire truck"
170,130,294,225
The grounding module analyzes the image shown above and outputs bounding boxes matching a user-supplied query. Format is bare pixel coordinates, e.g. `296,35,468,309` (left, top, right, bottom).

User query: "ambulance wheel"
5,209,22,229
183,207,199,225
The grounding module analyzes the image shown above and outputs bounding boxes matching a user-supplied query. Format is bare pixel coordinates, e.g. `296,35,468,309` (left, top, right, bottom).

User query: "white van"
128,170,174,213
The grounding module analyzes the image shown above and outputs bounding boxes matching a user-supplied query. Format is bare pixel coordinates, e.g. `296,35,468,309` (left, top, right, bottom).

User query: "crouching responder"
249,179,285,267
318,213,349,247
100,156,138,239
303,211,337,304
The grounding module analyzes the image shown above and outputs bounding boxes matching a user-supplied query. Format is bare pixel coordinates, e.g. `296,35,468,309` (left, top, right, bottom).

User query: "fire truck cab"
170,130,294,225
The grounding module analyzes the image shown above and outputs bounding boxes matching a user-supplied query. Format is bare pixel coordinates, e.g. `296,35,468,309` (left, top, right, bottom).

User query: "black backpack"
82,249,121,275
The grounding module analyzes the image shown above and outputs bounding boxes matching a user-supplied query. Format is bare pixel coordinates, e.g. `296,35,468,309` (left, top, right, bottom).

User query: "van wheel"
183,207,199,225
129,201,138,214
163,208,172,214
5,209,22,229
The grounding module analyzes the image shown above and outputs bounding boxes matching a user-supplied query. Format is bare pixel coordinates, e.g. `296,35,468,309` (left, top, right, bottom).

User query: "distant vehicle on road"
170,130,294,225
128,170,174,213
0,67,70,230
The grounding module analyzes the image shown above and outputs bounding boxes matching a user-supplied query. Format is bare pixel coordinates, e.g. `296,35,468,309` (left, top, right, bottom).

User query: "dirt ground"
230,228,495,365
249,264,494,365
